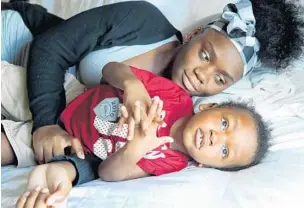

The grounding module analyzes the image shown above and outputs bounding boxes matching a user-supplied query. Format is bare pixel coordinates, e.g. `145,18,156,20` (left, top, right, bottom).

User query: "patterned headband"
207,0,260,76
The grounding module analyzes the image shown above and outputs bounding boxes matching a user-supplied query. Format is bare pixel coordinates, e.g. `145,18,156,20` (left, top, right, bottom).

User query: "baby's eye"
221,145,229,158
220,117,228,131
199,50,210,63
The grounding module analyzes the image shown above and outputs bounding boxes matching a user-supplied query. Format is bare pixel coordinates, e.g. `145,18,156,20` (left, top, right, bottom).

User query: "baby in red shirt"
17,65,270,207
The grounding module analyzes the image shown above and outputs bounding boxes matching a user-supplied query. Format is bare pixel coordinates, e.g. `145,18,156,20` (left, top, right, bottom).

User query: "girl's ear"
183,26,205,43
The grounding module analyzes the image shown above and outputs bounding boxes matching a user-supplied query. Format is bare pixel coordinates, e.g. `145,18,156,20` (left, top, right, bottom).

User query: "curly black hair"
252,0,304,69
210,101,271,172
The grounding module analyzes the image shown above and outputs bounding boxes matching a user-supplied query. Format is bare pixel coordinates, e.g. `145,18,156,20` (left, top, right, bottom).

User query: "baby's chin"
182,132,194,150
183,144,202,162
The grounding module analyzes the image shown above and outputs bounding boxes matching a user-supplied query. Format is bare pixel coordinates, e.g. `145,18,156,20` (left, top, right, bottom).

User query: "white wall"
29,0,233,33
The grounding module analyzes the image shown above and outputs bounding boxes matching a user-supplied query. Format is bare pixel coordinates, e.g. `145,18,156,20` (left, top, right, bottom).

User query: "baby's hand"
119,96,165,140
144,96,166,130
125,97,172,157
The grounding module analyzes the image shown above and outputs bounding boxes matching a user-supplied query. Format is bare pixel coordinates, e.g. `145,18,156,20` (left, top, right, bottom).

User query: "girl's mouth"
182,72,197,92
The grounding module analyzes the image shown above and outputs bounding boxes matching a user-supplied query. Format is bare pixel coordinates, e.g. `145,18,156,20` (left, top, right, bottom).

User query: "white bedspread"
2,1,304,208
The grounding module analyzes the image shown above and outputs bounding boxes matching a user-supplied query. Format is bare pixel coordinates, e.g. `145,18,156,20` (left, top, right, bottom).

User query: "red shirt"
60,67,193,176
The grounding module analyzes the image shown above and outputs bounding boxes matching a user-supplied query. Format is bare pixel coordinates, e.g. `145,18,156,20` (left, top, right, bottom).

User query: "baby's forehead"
225,108,258,165
202,106,257,128
232,131,258,166
214,106,252,116
220,107,257,134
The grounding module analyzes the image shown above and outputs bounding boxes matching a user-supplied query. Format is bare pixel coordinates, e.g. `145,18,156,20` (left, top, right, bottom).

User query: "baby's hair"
252,0,304,69
215,101,271,171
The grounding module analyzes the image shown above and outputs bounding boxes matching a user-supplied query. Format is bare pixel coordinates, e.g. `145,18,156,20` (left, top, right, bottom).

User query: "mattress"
2,1,304,208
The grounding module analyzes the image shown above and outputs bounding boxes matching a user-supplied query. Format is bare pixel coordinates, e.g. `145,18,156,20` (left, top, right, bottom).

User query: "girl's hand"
16,162,73,208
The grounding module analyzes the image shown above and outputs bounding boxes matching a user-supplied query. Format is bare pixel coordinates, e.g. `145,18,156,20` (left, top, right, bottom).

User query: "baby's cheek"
202,148,220,163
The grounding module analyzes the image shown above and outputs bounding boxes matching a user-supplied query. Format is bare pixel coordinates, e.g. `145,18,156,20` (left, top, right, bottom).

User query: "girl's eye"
221,145,229,158
220,117,228,131
215,74,226,86
199,51,210,63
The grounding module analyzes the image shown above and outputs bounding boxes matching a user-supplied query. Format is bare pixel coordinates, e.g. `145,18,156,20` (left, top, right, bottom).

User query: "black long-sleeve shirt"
3,1,182,132
2,1,64,36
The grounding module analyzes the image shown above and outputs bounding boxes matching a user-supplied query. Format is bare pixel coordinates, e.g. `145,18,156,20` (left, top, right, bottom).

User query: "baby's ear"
197,163,208,168
198,103,218,112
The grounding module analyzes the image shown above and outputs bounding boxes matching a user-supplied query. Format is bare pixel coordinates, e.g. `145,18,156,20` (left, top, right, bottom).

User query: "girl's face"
171,28,243,96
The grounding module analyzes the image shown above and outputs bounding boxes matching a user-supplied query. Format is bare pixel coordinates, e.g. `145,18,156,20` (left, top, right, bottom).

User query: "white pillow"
1,61,32,121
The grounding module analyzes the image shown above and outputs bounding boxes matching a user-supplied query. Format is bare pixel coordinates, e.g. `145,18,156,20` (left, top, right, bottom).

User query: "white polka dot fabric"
93,117,128,137
115,141,126,152
93,137,112,160
93,116,128,159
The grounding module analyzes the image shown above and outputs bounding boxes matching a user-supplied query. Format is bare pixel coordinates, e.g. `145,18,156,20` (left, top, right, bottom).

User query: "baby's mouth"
195,128,204,149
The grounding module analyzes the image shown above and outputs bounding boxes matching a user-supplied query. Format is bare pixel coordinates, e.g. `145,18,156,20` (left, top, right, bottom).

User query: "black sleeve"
49,154,102,185
27,1,182,132
1,1,64,37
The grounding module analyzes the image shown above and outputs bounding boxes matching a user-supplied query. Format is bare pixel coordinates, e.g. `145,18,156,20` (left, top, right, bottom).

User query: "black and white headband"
207,0,261,76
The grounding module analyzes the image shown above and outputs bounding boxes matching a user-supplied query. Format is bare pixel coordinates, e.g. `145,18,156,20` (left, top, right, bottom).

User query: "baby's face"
182,106,258,169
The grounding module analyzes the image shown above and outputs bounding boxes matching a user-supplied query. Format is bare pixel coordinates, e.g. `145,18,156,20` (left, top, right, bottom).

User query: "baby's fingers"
140,107,148,135
154,99,165,126
142,96,160,132
156,100,163,116
127,118,135,141
125,102,141,141
118,105,128,130
118,117,126,131
133,101,141,124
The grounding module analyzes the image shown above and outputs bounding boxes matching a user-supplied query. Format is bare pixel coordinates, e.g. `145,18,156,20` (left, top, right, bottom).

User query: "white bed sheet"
2,69,304,208
2,0,304,208
2,146,304,208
